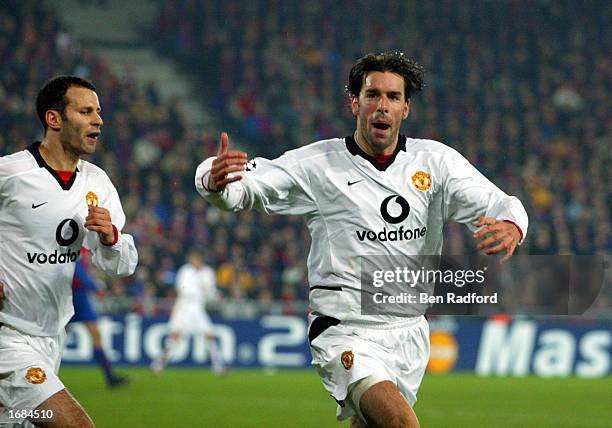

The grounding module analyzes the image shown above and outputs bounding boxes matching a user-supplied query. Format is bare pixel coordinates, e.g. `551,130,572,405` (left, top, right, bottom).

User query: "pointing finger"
217,132,229,156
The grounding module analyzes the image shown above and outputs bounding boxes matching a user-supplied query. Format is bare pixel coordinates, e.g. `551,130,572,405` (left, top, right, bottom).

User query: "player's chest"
315,161,437,224
3,172,104,239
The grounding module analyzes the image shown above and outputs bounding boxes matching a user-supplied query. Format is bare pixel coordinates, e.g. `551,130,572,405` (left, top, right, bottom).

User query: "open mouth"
372,122,391,131
86,132,100,141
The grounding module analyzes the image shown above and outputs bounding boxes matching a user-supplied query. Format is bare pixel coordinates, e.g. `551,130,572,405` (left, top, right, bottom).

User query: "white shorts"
168,300,213,336
309,315,430,421
0,324,66,425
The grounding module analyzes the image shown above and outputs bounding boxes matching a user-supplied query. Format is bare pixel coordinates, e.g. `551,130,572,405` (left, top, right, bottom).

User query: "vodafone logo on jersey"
356,194,427,242
26,218,81,264
356,225,427,242
380,195,410,224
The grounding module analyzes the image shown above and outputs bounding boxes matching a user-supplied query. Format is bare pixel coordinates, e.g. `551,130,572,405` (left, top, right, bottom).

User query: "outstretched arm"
195,132,316,215
442,148,528,264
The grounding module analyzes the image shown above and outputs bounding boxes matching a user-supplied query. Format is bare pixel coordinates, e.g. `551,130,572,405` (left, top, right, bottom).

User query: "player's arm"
206,132,247,192
84,179,138,277
204,268,221,301
84,204,117,246
472,217,522,263
0,162,9,308
173,266,187,297
442,149,528,263
195,132,316,215
73,259,101,292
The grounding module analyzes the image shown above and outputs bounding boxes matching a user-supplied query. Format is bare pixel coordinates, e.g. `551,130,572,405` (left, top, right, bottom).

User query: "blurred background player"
150,249,224,374
70,249,129,388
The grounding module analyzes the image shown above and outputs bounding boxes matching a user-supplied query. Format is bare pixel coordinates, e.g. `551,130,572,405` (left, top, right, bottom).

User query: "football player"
195,52,527,427
0,76,138,427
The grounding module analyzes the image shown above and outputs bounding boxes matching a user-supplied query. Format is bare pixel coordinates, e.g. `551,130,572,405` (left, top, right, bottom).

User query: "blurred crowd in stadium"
1,1,609,313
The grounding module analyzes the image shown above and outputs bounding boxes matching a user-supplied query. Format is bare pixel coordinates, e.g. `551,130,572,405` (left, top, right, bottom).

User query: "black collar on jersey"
27,141,79,191
344,134,407,171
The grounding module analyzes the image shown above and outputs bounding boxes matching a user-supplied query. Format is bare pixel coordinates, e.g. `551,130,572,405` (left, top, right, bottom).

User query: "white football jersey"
0,142,138,336
195,136,528,323
174,263,217,304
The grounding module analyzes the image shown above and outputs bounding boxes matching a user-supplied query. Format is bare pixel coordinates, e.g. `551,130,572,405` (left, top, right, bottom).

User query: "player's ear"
402,98,410,119
45,110,62,132
350,96,359,117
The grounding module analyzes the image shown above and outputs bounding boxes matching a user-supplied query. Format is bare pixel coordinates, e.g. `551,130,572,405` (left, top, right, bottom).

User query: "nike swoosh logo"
347,179,364,186
31,202,48,209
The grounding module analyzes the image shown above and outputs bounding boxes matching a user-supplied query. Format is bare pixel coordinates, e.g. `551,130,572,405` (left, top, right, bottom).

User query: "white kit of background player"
151,249,225,374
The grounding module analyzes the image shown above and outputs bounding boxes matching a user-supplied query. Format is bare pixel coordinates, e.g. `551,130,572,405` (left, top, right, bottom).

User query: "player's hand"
473,217,521,264
208,132,247,192
85,206,116,245
0,281,5,309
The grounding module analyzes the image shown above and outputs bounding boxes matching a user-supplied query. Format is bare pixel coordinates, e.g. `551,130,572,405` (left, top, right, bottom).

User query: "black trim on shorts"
308,315,341,345
309,285,342,292
333,396,345,407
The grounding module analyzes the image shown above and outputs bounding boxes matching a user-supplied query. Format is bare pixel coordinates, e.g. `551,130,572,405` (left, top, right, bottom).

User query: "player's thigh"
34,389,94,428
350,415,368,428
359,380,420,428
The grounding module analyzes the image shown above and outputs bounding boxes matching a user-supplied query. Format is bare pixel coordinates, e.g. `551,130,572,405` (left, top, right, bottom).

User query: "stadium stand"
1,0,609,313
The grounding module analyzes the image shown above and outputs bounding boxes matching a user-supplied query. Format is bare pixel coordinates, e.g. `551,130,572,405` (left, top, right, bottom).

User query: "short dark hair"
347,51,424,99
36,75,97,133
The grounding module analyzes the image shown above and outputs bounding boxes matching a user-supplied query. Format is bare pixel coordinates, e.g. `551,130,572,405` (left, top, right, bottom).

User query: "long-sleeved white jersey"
0,142,138,336
195,136,528,323
174,263,218,304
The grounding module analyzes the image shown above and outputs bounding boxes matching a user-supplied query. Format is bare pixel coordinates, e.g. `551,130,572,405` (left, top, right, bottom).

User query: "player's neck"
39,138,79,172
354,131,398,157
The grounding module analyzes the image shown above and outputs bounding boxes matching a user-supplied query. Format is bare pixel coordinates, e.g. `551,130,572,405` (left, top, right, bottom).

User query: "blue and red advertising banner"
63,314,611,377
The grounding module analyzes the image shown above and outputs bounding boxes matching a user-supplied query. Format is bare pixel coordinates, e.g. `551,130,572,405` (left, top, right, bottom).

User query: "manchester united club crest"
25,367,46,385
341,351,354,370
412,171,431,191
86,191,99,207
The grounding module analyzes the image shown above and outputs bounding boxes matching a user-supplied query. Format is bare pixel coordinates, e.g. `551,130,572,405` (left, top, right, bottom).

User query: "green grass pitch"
61,367,612,427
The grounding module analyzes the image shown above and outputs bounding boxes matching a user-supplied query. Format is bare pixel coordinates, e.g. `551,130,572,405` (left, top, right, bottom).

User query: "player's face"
189,253,203,268
58,86,103,156
351,71,409,156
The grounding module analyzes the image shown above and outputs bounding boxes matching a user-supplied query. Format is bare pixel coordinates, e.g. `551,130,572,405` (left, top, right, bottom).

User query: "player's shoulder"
282,137,347,160
0,148,39,180
78,159,114,184
403,137,468,165
271,138,350,175
202,264,216,275
176,263,193,275
405,137,462,157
